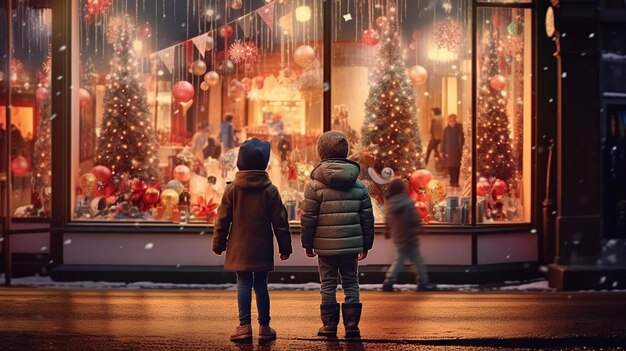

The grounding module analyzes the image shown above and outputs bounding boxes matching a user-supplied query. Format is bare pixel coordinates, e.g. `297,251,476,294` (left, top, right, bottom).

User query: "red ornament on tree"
477,178,491,196
130,178,146,192
218,24,234,39
409,169,433,189
489,74,506,91
173,81,194,103
362,29,381,46
35,87,49,101
92,165,112,185
144,187,160,205
11,156,30,176
492,179,508,196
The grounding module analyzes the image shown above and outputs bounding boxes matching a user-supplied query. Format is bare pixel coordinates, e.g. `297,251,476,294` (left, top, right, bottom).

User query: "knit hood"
233,170,271,189
236,138,271,171
310,159,360,189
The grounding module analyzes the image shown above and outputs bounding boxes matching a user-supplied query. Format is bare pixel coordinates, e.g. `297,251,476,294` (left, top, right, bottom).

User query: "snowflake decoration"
433,18,461,52
229,40,258,64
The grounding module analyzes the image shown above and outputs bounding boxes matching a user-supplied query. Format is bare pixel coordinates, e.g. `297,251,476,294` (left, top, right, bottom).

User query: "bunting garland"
257,2,275,29
157,47,175,74
191,34,207,58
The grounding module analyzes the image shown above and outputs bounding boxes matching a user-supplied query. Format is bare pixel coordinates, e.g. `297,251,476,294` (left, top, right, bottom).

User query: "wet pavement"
0,289,625,350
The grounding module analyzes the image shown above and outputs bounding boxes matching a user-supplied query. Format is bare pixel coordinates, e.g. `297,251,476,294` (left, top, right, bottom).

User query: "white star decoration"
343,13,352,22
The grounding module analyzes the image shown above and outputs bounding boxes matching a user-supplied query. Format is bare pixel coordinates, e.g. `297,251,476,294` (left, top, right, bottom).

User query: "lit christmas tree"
31,55,52,214
360,5,424,178
460,121,472,197
95,18,160,183
475,32,515,183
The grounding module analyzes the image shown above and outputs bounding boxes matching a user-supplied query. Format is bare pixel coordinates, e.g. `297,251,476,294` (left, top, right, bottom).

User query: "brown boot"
230,324,252,342
259,325,276,342
341,303,362,339
317,303,340,338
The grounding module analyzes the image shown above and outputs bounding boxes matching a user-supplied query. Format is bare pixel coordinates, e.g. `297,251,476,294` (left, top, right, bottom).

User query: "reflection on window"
1,5,52,218
73,0,323,223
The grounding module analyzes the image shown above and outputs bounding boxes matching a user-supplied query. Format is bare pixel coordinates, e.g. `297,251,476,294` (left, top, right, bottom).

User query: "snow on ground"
0,275,557,292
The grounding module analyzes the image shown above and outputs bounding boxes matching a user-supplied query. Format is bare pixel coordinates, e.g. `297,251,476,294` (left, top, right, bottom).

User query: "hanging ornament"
507,22,523,36
206,36,215,51
200,82,210,91
173,165,191,182
254,76,265,90
220,60,236,76
407,65,428,85
477,178,491,196
84,0,112,25
375,16,388,29
137,22,152,39
229,40,259,64
362,29,381,46
218,24,234,39
294,45,316,68
190,60,207,76
92,165,112,185
204,71,220,86
492,179,508,196
230,0,243,10
11,156,30,176
173,81,195,102
35,87,49,101
433,19,461,51
165,180,185,195
489,74,506,91
295,6,312,22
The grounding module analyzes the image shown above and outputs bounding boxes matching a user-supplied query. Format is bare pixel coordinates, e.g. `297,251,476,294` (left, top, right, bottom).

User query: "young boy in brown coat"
301,131,375,339
213,138,292,343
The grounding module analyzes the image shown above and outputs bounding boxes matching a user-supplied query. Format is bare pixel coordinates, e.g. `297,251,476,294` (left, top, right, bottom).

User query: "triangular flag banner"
158,46,175,74
257,1,275,29
192,34,207,58
237,16,253,38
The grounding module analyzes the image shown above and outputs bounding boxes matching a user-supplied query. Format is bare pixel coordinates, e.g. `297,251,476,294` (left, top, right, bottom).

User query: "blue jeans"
236,271,270,326
385,243,429,285
318,254,360,304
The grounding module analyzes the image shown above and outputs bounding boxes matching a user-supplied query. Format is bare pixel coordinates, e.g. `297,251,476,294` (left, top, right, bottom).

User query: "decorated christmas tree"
360,5,424,178
460,120,473,197
475,31,515,183
31,55,52,214
95,18,160,183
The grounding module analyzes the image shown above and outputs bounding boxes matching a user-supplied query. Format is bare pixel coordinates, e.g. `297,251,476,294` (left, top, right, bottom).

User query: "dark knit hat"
385,177,408,199
236,138,271,171
317,130,349,160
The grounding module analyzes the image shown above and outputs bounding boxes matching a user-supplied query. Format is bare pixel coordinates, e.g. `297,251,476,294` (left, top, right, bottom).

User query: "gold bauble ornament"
425,179,447,204
79,173,97,197
407,65,428,85
191,60,207,76
204,71,220,86
294,45,316,68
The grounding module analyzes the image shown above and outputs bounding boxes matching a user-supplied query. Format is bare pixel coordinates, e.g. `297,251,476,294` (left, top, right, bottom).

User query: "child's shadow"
324,340,365,351
232,340,276,351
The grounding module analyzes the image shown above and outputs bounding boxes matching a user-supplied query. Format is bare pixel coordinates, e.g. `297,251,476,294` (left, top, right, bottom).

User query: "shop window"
331,1,531,225
73,0,324,223
1,3,52,219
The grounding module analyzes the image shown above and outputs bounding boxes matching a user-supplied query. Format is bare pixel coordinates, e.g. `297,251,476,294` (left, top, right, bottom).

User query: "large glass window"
331,0,531,224
72,0,324,223
1,2,52,219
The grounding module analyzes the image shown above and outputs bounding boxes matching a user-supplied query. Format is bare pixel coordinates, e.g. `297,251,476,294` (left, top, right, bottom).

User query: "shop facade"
2,0,622,287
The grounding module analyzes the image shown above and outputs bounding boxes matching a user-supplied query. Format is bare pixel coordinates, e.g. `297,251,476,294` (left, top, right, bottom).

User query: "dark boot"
317,303,340,338
341,303,362,339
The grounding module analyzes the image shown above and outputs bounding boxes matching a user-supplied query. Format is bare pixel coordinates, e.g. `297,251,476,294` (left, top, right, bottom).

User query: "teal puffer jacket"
301,159,375,256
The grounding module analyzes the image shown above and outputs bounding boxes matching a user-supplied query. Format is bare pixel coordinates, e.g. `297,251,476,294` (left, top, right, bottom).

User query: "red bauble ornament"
36,87,49,101
492,179,508,196
375,16,388,29
407,65,428,85
93,183,116,197
409,169,433,190
362,29,380,46
254,76,265,89
477,179,491,196
144,187,160,205
172,165,191,182
11,156,30,176
173,81,194,102
218,24,234,39
79,88,91,108
92,165,112,185
489,74,506,91
131,178,146,192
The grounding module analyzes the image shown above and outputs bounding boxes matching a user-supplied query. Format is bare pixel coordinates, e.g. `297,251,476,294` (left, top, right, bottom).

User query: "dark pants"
449,166,460,186
425,139,441,166
318,254,360,304
236,271,270,326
